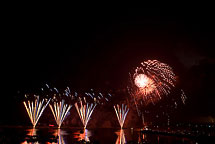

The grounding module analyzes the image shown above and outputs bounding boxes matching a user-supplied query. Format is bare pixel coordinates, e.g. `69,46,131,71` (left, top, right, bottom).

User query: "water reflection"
21,128,65,144
73,128,91,142
53,129,66,144
115,129,126,144
27,128,37,137
6,127,199,143
138,132,149,143
21,128,39,144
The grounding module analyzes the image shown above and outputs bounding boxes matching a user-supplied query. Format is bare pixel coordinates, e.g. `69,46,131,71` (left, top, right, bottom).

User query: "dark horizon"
1,6,215,125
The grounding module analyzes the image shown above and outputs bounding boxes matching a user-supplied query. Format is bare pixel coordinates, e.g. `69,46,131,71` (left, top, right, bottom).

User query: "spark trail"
75,99,96,128
49,99,72,128
23,96,51,128
114,104,129,129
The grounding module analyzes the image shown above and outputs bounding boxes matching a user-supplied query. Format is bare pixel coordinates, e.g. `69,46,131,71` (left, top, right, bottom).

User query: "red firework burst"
130,60,176,105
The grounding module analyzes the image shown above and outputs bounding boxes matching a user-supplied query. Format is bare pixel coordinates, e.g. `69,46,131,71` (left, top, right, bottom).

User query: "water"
0,127,205,143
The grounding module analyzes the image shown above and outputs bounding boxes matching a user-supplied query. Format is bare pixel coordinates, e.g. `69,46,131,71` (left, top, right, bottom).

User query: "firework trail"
44,86,74,128
49,99,72,128
23,96,51,128
114,104,129,129
141,113,145,126
180,89,187,104
84,89,111,104
75,98,96,128
128,60,177,115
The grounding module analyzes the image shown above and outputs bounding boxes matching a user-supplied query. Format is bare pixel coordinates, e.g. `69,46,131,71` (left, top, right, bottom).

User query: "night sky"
1,5,215,125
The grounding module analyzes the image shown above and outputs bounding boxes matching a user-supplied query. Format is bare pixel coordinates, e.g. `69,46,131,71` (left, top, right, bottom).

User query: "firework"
129,60,176,107
49,99,72,128
84,89,111,104
23,96,50,128
75,98,96,128
180,89,187,104
114,104,129,129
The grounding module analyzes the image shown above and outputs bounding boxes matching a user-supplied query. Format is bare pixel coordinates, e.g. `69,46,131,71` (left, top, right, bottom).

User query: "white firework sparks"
49,99,72,128
114,104,129,129
75,99,96,128
23,96,51,128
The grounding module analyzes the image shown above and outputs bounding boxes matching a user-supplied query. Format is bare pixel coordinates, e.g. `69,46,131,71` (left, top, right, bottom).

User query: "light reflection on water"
0,127,198,144
115,129,126,144
53,129,66,144
73,128,91,142
27,128,37,137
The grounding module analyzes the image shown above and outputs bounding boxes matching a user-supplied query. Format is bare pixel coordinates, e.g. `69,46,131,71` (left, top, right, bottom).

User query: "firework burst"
114,104,129,129
129,60,176,106
23,96,51,128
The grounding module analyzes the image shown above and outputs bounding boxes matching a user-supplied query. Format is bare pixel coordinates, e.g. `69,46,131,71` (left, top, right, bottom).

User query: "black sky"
1,5,215,124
